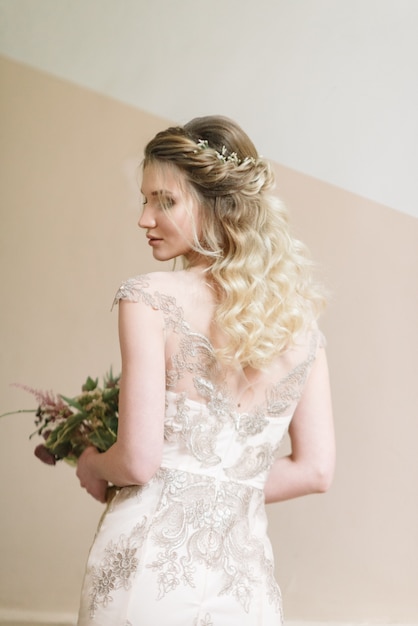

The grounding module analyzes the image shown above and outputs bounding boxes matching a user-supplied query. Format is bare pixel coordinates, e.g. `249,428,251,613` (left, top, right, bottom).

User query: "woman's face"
139,163,202,262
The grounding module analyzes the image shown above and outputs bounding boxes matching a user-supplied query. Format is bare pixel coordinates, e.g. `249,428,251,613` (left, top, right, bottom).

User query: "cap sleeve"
112,274,153,309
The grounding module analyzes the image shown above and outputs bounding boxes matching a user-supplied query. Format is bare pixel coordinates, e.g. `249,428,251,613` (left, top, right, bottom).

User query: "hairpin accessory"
195,139,255,166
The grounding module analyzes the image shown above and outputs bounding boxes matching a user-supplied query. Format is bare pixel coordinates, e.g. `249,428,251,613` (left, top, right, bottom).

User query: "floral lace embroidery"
164,393,222,467
193,375,232,419
233,407,269,441
113,274,188,335
265,331,318,417
224,443,274,481
146,468,281,614
88,519,148,618
114,276,319,481
169,332,221,389
106,484,146,513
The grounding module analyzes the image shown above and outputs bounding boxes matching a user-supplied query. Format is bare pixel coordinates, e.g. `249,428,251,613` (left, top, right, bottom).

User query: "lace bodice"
113,273,320,490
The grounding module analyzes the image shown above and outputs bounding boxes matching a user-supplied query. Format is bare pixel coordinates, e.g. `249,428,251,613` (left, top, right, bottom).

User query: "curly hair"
143,115,326,368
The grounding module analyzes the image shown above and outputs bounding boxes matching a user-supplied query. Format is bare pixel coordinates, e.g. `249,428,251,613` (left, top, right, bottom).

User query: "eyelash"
163,197,175,208
141,196,175,208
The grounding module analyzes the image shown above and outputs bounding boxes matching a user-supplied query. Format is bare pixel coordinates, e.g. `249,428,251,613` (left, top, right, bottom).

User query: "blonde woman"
76,115,335,625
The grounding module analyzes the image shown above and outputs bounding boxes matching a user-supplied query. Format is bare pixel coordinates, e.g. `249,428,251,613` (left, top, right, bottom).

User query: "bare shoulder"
114,270,206,305
139,270,211,302
141,270,190,293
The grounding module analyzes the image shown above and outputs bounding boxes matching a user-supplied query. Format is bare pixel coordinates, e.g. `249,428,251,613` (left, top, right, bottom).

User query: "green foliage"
4,370,120,466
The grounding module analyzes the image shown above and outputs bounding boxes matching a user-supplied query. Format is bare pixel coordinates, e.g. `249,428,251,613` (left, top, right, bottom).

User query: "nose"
138,205,156,229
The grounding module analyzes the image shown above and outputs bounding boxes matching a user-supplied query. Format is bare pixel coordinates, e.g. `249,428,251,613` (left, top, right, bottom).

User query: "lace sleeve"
112,274,155,309
112,274,189,336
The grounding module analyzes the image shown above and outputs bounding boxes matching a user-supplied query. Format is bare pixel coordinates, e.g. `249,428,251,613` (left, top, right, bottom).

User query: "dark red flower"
34,444,56,466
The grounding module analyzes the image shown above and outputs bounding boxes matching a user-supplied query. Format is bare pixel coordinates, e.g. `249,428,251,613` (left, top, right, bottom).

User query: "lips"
147,235,163,246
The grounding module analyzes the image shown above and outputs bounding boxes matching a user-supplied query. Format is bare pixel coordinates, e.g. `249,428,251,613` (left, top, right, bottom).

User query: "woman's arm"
264,346,335,504
76,297,166,502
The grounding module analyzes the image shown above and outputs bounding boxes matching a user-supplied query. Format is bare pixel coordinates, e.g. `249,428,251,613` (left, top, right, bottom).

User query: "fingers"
76,448,108,502
80,479,108,503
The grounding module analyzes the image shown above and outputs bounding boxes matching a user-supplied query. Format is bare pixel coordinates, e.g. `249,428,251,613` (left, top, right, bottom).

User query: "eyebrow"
140,189,174,197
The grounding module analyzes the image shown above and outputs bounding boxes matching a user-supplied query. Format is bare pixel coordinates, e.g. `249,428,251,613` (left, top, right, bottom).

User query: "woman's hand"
76,446,109,503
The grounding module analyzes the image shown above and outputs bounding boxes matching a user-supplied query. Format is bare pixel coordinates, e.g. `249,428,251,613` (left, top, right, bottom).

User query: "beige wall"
1,57,417,623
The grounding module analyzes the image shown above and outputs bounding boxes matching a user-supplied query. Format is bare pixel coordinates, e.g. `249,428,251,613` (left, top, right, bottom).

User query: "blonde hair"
144,115,326,368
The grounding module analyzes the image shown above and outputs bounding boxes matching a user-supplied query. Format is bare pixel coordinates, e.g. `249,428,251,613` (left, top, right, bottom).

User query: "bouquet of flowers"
2,370,120,466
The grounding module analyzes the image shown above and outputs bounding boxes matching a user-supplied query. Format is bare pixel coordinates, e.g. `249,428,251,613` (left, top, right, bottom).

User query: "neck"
183,250,211,271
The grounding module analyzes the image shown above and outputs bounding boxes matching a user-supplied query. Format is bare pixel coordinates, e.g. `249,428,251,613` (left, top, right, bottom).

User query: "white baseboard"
288,623,418,626
0,608,77,626
0,612,416,626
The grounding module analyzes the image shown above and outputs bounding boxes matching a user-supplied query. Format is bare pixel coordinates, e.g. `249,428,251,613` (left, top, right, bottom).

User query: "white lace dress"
77,274,320,626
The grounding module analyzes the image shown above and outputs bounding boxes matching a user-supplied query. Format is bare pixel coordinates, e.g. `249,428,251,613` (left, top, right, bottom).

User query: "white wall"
0,0,417,218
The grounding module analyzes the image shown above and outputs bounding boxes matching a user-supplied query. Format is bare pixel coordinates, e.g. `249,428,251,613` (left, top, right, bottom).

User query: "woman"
76,115,335,625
